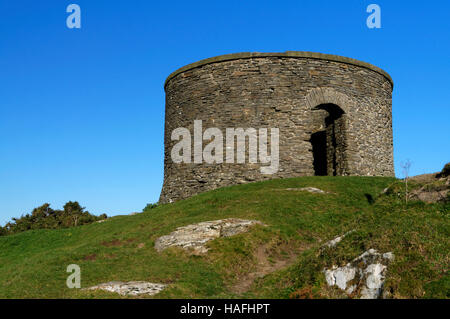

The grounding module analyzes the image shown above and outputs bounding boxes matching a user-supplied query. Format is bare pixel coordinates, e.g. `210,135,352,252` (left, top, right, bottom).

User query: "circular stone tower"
160,52,394,203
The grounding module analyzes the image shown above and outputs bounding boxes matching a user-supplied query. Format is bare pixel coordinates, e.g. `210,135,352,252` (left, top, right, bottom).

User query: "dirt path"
230,244,305,294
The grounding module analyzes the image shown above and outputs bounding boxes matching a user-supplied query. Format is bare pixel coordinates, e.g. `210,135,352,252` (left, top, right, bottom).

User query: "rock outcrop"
323,230,355,248
154,218,264,254
323,249,394,299
407,163,450,203
87,281,166,296
285,187,327,194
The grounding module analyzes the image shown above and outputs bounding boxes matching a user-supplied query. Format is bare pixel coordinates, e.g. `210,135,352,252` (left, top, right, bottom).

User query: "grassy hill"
0,176,448,299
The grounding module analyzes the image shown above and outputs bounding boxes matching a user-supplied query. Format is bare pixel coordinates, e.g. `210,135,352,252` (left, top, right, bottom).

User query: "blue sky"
0,0,449,225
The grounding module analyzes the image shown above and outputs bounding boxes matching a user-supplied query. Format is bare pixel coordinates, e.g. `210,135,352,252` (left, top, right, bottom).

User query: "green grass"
0,176,448,299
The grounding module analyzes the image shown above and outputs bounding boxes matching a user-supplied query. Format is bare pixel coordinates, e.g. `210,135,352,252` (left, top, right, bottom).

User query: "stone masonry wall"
159,52,394,203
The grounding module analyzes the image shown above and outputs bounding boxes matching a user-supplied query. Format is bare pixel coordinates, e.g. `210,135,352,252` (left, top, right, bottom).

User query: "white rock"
346,285,356,294
323,249,394,299
324,264,357,290
324,230,355,248
365,264,386,289
383,252,395,261
334,265,356,290
87,281,166,296
324,267,337,286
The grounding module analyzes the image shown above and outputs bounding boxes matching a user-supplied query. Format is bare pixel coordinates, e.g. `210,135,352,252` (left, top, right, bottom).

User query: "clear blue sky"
0,0,449,225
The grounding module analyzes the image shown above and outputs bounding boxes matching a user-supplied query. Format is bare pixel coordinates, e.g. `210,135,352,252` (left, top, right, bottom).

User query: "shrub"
436,162,450,178
0,202,107,236
143,203,158,212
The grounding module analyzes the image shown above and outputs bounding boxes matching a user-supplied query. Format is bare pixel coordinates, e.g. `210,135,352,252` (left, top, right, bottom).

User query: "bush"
0,202,107,236
436,162,450,178
143,203,158,212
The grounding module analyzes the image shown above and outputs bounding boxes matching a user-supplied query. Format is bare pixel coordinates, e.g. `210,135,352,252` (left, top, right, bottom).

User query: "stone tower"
160,52,394,203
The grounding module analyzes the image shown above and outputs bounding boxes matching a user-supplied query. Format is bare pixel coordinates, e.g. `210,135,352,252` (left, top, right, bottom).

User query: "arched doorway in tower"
310,103,348,176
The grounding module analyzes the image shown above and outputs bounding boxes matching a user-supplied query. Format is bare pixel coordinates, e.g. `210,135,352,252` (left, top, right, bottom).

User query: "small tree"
143,203,158,212
0,202,107,236
436,162,450,178
400,159,412,204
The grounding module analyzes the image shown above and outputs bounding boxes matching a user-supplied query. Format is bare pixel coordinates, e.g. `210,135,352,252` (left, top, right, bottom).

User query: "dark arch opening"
310,103,347,176
311,131,327,176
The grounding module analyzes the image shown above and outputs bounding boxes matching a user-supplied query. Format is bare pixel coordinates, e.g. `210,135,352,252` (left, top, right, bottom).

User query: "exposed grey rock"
323,230,355,248
87,281,166,296
360,263,387,299
410,187,449,203
285,187,327,194
325,265,356,290
382,252,395,261
408,170,449,203
154,218,264,254
323,249,394,299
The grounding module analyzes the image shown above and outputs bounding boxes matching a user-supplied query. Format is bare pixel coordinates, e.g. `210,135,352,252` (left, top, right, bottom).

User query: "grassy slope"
0,176,448,299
